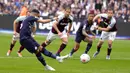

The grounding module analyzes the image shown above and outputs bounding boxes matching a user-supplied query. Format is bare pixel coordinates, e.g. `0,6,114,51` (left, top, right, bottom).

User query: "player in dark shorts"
93,8,117,60
64,11,96,58
20,9,64,71
41,6,73,56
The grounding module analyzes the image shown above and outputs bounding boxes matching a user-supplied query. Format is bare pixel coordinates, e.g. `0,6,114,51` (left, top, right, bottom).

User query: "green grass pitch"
0,34,130,73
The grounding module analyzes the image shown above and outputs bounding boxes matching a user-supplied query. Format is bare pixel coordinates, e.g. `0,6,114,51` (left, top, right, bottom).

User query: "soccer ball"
80,54,90,63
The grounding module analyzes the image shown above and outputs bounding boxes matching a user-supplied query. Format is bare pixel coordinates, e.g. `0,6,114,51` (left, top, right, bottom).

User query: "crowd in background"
0,0,130,22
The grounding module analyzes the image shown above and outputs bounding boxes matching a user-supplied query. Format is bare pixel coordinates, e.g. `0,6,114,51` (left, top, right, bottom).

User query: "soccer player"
7,11,36,57
6,15,27,57
64,11,96,58
20,9,64,71
41,6,73,56
93,8,117,60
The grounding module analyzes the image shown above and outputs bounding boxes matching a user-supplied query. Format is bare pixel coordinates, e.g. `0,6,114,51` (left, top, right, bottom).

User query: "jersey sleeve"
30,16,39,22
57,14,64,22
82,20,87,30
15,16,26,22
69,15,73,24
108,17,116,28
82,24,86,30
90,22,97,31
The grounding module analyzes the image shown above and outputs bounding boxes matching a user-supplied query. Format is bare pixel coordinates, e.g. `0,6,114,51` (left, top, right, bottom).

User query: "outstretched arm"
37,19,53,23
97,17,116,32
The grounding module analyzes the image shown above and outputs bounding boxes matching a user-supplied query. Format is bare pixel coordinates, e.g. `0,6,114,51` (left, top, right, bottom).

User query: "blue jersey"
20,16,38,40
75,20,93,43
76,20,93,36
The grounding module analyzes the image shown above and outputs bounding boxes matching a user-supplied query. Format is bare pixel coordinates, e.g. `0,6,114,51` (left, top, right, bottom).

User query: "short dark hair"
107,8,114,13
31,9,40,14
62,4,71,10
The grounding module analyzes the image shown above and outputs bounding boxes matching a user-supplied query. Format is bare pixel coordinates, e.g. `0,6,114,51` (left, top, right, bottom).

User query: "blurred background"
0,0,130,39
0,0,130,21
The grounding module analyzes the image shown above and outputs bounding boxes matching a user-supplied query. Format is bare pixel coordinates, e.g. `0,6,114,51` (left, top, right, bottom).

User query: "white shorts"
46,30,68,41
100,31,117,41
12,33,20,41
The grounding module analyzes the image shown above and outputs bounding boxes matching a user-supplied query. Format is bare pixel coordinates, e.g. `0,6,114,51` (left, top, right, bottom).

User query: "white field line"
0,56,130,60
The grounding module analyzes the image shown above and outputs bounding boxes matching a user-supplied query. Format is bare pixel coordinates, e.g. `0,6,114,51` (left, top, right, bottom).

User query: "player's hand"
58,32,62,37
91,36,96,39
13,31,18,35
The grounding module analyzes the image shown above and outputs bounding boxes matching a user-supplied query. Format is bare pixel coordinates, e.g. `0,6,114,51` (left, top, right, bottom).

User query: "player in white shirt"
92,8,117,60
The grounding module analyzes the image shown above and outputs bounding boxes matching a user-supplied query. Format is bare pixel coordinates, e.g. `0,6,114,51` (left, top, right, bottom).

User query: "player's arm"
82,29,90,38
36,16,58,23
97,17,116,31
31,25,36,37
93,14,107,22
13,16,23,34
52,21,61,34
37,18,54,23
82,24,90,38
32,22,37,35
67,16,73,36
90,30,96,36
66,23,72,37
52,14,64,36
13,20,18,34
90,22,98,31
67,23,72,33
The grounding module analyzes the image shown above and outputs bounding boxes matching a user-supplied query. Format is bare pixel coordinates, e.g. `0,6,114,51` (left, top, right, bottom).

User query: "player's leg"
93,31,108,58
62,42,80,59
56,32,68,56
63,33,83,59
20,39,47,66
69,42,80,56
106,32,117,60
35,49,55,71
93,40,104,58
10,40,17,51
97,40,104,53
69,34,83,56
41,30,56,48
83,37,93,54
17,45,24,57
31,37,64,62
20,38,55,71
39,47,64,62
106,40,113,60
7,34,18,56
